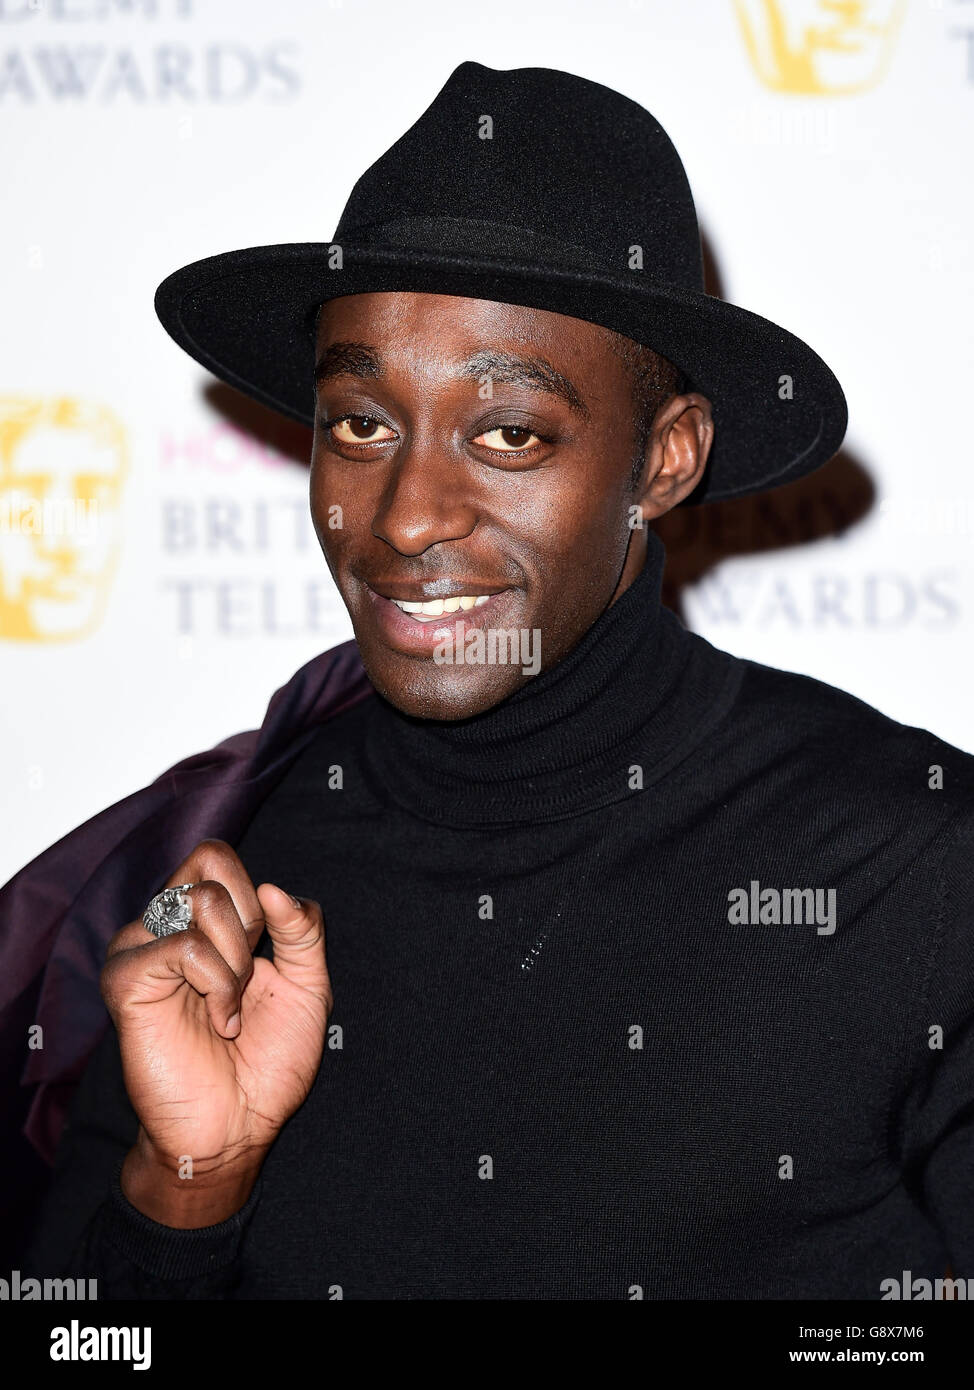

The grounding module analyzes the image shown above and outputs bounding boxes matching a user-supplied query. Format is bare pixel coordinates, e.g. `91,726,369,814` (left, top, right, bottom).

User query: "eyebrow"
461,350,589,418
314,340,589,418
314,341,382,387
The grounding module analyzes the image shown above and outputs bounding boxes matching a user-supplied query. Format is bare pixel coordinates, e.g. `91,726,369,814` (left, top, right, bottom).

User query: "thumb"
256,883,330,1000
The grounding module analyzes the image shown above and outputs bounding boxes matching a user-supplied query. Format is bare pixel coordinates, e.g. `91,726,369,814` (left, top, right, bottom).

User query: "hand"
101,839,330,1226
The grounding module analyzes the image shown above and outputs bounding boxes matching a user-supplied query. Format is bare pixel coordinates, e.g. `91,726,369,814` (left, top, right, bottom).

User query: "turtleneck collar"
360,530,742,828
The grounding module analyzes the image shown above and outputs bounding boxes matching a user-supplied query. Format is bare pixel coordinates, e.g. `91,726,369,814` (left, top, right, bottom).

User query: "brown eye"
330,416,395,444
475,425,543,452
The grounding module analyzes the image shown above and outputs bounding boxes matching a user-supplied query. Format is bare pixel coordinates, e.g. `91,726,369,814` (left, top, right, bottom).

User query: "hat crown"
333,62,704,291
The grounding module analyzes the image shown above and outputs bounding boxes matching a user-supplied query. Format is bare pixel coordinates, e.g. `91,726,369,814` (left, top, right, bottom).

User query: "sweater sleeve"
895,807,974,1275
23,1016,261,1300
74,1156,263,1299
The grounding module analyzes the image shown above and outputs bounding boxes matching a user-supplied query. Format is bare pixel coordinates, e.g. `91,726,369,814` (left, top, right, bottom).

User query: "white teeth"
390,593,496,616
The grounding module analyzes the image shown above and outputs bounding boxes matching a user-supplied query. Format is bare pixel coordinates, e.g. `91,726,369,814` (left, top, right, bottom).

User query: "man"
15,61,974,1300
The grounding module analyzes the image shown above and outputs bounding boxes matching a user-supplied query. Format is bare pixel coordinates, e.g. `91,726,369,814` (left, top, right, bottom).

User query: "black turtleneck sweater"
26,534,974,1299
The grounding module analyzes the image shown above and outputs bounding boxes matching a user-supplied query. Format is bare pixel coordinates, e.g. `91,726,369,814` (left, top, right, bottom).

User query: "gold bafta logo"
734,0,906,95
0,397,128,642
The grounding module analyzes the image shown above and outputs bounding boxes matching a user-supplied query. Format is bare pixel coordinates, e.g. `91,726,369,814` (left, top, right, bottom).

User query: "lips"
362,581,519,656
367,581,511,603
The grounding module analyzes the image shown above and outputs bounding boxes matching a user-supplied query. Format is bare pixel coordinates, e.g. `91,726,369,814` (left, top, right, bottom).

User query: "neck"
361,530,740,828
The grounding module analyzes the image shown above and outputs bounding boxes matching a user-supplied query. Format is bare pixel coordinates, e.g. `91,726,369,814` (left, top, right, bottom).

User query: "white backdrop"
2,0,972,885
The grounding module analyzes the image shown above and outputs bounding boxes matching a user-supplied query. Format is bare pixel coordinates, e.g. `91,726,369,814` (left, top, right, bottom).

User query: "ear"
632,393,714,522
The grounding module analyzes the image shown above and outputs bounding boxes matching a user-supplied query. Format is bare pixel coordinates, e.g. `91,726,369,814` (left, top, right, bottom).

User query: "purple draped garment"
0,639,373,1166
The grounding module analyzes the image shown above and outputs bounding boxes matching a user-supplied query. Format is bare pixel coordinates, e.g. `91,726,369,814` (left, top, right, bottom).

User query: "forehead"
315,291,620,368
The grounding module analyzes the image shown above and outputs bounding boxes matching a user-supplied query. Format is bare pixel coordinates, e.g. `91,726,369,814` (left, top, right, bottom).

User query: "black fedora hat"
154,60,847,504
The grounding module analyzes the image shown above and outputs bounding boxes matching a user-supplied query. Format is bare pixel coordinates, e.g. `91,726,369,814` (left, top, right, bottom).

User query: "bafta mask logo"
0,397,128,642
734,0,906,95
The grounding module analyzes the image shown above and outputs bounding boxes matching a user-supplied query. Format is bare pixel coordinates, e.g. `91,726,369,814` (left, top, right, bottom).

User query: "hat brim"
154,243,847,504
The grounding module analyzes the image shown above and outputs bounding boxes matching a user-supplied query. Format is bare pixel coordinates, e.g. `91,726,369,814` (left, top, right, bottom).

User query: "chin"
364,656,524,722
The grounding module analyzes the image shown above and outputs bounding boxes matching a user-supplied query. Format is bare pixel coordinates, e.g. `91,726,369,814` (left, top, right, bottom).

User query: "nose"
371,427,478,557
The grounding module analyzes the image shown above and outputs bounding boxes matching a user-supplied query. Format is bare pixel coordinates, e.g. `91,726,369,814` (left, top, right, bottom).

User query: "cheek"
500,446,621,529
514,461,628,552
310,453,363,547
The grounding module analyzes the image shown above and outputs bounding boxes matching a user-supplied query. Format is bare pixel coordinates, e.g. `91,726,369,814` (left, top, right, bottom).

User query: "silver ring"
142,883,195,938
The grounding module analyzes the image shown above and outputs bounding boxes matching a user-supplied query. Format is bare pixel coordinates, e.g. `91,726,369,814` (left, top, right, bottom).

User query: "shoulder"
709,647,974,838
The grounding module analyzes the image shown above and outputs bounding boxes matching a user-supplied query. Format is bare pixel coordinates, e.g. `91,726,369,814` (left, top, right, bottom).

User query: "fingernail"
287,892,302,909
226,1013,240,1037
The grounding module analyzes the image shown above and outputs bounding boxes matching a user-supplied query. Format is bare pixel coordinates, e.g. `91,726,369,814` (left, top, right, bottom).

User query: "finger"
102,927,243,1039
178,880,256,980
107,879,260,968
165,839,265,939
107,920,161,960
256,884,330,1002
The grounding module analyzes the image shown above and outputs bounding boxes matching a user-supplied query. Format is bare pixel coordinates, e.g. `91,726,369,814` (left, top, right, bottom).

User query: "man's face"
311,292,708,720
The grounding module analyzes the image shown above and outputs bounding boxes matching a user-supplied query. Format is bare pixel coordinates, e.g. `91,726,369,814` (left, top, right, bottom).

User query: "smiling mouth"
386,593,493,622
362,581,519,653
